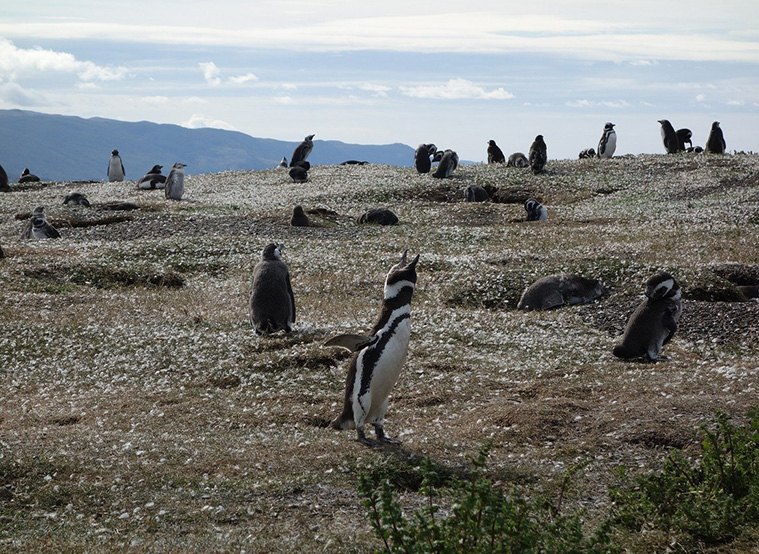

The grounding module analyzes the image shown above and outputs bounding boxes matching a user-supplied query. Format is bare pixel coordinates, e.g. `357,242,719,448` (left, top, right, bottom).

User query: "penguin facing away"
19,168,41,183
507,152,529,168
107,149,125,182
326,250,420,446
517,273,606,310
524,198,547,221
414,143,435,174
658,120,679,154
676,128,693,152
63,192,91,207
613,271,682,362
487,140,506,164
290,205,310,227
528,135,547,174
249,243,296,335
432,150,459,178
0,164,9,192
705,121,726,154
137,165,166,189
597,122,617,159
21,206,61,239
290,134,315,167
164,162,187,200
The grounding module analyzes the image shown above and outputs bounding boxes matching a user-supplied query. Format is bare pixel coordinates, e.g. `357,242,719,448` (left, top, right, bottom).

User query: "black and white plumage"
658,120,679,154
487,140,506,164
432,150,458,178
63,192,90,207
528,135,547,174
613,272,682,362
290,205,310,227
164,162,186,200
289,166,309,183
327,250,420,446
524,198,547,221
357,208,398,226
705,121,726,154
578,148,596,159
107,149,125,182
21,206,60,239
414,143,437,174
0,164,9,192
676,128,693,152
465,185,489,202
517,274,606,310
507,152,529,168
249,243,296,335
290,134,315,167
277,157,288,169
137,165,166,190
19,168,40,183
597,122,617,159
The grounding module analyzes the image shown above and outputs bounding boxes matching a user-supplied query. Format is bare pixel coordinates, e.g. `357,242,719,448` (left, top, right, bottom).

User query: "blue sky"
1,1,758,162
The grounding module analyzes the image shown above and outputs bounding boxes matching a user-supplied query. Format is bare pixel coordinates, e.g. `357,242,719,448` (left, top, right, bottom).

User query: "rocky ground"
1,154,758,552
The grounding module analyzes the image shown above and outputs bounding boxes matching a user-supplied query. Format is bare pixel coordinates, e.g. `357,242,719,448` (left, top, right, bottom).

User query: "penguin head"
645,272,681,301
604,122,615,130
305,134,315,141
426,144,438,156
112,149,119,156
292,205,305,216
384,250,420,297
712,121,721,129
22,168,30,176
488,140,496,146
657,119,672,128
535,134,544,142
261,243,284,261
149,165,163,173
172,162,187,169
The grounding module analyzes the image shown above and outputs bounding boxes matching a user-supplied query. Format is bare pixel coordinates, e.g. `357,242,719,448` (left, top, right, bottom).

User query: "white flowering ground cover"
1,154,758,552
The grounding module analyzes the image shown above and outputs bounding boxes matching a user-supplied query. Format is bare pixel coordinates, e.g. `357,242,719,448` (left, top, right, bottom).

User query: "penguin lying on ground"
613,271,682,362
357,208,398,226
289,166,309,183
524,198,547,221
507,152,529,168
249,243,296,335
578,148,596,159
63,192,90,207
517,273,606,310
465,185,489,202
326,250,420,446
21,206,60,239
137,165,166,189
19,168,41,183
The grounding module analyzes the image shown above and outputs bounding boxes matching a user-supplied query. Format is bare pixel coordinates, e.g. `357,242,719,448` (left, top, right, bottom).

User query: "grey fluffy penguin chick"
249,243,296,335
517,273,606,310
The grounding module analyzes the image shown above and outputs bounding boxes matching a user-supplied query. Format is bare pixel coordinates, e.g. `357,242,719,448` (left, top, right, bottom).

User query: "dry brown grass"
1,153,759,552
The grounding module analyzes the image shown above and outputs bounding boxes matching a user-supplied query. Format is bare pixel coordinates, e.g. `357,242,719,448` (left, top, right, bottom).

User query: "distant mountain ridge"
0,109,415,182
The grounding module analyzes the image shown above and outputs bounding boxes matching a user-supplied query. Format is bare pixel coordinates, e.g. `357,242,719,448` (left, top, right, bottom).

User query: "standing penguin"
107,149,125,182
21,206,61,239
290,205,310,227
705,121,726,154
487,140,506,164
249,243,296,335
528,135,547,174
0,164,9,192
658,120,679,154
524,198,547,221
137,165,166,189
164,162,187,200
597,122,617,159
414,144,436,174
326,250,420,446
290,134,315,167
613,272,682,362
676,128,693,151
432,150,459,178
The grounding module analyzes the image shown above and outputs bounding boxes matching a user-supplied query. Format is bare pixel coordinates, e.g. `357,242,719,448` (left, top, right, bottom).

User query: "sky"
1,1,758,162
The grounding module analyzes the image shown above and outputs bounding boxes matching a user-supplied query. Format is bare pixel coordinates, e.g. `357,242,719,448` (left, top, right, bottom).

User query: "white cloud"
727,99,745,106
273,96,294,104
695,93,707,102
199,62,258,86
0,81,47,106
565,99,632,108
183,113,236,131
359,83,391,97
399,79,514,100
141,95,169,104
227,72,259,84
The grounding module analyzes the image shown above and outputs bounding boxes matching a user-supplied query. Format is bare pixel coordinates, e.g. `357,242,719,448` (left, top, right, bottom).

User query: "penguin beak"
399,250,408,264
408,254,420,269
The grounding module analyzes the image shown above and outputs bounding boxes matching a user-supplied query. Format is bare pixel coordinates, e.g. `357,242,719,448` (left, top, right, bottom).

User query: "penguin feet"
374,425,401,445
356,428,379,447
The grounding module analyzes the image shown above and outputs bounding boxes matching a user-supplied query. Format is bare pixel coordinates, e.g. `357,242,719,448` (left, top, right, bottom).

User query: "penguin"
340,160,368,165
658,120,679,154
578,148,596,159
528,135,547,174
277,157,288,169
517,273,606,310
290,134,315,167
137,165,166,190
63,192,90,207
291,160,310,171
164,162,187,200
597,122,617,159
676,129,693,152
0,243,4,258
357,208,398,226
432,150,458,178
705,121,726,154
414,144,434,174
21,206,61,239
465,185,489,202
19,168,41,183
613,271,682,362
290,205,310,227
326,250,420,446
107,149,125,182
289,166,309,183
0,164,9,192
507,152,529,168
524,198,547,221
249,243,296,335
487,140,506,164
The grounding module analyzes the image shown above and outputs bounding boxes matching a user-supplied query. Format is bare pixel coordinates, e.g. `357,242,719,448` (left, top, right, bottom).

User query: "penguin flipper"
323,333,375,352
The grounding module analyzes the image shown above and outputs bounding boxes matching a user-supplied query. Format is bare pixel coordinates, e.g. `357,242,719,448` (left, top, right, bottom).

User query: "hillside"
1,154,759,552
0,109,415,181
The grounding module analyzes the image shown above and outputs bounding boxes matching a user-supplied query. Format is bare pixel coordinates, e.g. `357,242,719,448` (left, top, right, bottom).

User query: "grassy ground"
1,154,758,552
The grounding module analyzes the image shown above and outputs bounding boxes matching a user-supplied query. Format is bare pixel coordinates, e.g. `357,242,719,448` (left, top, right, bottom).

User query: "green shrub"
358,444,617,553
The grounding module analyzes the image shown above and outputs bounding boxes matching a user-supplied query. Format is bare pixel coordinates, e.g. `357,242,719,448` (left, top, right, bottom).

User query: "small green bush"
610,409,759,548
358,444,617,553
